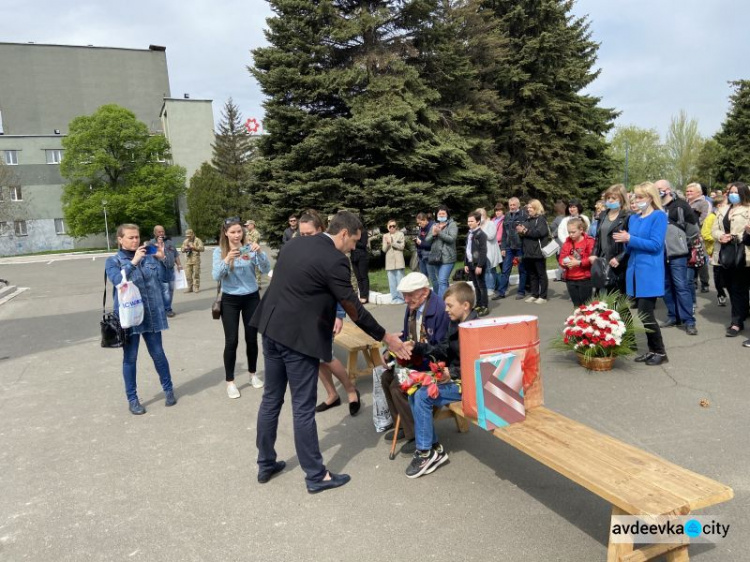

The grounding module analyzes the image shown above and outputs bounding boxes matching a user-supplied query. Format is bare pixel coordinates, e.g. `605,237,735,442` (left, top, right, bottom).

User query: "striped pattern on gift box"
475,352,526,430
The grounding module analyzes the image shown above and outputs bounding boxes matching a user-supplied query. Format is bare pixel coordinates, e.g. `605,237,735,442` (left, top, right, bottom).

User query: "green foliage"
60,104,185,237
665,110,704,189
695,139,725,190
185,163,228,240
485,0,617,205
714,80,750,183
606,125,668,188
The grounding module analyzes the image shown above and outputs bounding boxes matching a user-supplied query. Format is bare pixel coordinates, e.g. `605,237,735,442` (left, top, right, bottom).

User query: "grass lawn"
368,256,559,293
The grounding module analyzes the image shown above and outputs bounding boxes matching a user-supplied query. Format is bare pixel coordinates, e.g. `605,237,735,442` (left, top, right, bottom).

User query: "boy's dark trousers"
467,265,488,308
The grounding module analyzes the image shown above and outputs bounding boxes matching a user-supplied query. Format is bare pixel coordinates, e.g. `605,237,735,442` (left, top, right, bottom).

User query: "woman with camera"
105,224,176,415
212,217,271,399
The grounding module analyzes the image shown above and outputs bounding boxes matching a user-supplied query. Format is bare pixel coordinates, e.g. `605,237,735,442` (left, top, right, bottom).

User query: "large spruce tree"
250,0,494,244
714,80,750,183
483,0,616,205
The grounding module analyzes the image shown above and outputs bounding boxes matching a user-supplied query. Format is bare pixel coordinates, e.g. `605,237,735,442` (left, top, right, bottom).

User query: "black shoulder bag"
101,271,127,348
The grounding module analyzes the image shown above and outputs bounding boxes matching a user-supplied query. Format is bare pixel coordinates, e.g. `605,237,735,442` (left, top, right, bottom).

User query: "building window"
45,149,63,164
0,222,10,236
3,150,19,165
10,186,22,201
14,220,28,236
54,218,67,235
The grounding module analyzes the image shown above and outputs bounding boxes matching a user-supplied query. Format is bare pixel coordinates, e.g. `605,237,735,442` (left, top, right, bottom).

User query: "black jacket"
351,229,369,261
592,209,630,273
501,209,528,251
413,310,479,380
519,215,550,259
465,228,488,269
250,234,386,361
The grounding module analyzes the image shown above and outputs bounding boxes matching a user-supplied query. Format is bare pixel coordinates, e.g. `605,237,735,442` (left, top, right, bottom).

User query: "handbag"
211,283,223,320
590,258,614,290
719,238,746,269
540,239,560,258
100,271,127,348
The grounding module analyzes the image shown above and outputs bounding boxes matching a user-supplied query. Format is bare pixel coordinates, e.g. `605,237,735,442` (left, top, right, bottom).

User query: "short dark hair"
416,212,428,221
468,211,482,223
327,211,363,236
288,214,298,220
444,281,475,308
299,209,326,231
566,199,584,216
436,204,450,216
494,202,504,212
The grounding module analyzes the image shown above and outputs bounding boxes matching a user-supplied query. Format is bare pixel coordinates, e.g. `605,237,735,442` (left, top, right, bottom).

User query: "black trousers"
637,297,666,355
524,258,548,299
220,292,260,381
697,261,710,289
257,335,326,483
713,265,727,298
468,265,488,308
724,267,750,328
351,256,370,301
566,279,593,308
380,368,415,440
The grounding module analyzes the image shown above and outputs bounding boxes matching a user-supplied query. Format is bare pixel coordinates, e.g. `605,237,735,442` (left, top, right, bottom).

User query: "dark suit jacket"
251,234,386,361
399,290,450,370
465,228,488,269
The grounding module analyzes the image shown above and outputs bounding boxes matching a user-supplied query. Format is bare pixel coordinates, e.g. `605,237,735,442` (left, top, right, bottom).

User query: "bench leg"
346,351,359,382
607,506,633,562
454,412,470,433
665,546,689,562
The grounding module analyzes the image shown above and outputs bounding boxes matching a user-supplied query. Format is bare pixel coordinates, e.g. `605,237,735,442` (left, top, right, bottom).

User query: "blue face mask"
605,201,620,210
729,193,741,205
437,216,448,223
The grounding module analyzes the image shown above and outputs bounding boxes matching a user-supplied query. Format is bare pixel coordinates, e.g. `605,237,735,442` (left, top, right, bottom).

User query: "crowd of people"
104,179,750,487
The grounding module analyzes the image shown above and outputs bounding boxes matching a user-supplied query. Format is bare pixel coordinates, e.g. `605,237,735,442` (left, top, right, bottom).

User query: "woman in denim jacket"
105,223,176,415
212,217,272,399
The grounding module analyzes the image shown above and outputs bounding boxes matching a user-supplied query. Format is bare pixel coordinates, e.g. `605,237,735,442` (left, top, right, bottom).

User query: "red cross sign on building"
245,118,261,135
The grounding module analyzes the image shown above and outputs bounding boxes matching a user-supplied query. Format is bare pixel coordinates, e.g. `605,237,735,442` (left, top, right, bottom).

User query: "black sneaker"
425,444,449,475
405,449,438,479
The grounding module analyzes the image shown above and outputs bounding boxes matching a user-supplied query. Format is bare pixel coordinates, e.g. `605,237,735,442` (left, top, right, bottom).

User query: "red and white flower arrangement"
563,301,626,351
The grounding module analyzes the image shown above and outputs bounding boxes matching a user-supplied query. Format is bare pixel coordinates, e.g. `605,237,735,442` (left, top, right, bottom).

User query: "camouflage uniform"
180,232,205,292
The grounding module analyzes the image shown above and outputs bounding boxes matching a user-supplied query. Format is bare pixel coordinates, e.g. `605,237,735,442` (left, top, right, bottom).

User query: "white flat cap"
397,272,431,292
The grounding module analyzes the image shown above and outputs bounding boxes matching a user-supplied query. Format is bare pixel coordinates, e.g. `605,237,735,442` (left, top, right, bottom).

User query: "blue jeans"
122,331,173,402
161,281,173,313
257,336,327,484
663,257,695,326
484,266,497,293
387,269,405,303
410,382,463,451
497,249,527,297
419,256,439,291
436,263,455,298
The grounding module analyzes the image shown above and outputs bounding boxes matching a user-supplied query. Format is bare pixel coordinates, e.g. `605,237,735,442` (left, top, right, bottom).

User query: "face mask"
605,202,620,210
659,190,667,198
729,193,741,205
637,201,649,211
437,216,448,223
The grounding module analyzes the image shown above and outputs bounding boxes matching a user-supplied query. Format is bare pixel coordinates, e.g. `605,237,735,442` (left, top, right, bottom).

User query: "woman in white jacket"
477,208,501,295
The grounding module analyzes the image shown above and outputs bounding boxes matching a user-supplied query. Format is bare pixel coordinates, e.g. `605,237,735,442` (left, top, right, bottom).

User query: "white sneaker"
250,374,264,389
227,382,240,399
535,298,547,304
525,296,537,303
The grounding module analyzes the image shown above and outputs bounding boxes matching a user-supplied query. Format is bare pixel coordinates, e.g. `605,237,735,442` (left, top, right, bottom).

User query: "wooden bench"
333,321,382,381
445,387,733,561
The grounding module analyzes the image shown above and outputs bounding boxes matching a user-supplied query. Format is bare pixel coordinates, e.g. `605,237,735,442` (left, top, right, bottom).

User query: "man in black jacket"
465,211,489,316
656,180,698,335
496,197,528,300
350,224,370,303
251,211,408,493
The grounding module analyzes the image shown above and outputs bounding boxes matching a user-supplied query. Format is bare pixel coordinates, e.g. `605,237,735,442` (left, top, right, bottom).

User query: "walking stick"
388,414,401,460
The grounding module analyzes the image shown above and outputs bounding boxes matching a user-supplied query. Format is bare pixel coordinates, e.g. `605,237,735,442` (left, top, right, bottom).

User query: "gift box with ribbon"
459,315,542,419
475,352,526,430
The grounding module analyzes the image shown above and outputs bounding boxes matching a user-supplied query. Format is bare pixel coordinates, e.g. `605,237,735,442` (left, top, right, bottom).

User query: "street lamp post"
102,199,111,252
624,140,630,187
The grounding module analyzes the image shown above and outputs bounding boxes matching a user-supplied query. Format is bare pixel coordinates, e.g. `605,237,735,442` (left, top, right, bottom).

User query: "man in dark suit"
251,211,408,493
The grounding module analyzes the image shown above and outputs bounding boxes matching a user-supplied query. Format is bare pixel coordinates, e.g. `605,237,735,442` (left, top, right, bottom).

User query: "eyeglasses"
387,225,397,229
224,217,241,225
289,219,297,223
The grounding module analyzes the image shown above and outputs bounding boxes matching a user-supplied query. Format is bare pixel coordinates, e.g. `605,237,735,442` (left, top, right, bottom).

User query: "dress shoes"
315,397,341,412
726,326,742,338
307,472,351,494
349,390,361,416
645,353,668,366
384,428,405,441
634,352,655,363
685,325,698,336
660,319,681,328
165,390,177,407
258,461,286,484
129,399,146,415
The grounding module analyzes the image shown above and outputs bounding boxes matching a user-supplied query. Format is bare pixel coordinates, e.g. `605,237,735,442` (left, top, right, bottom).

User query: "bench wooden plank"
448,403,733,516
334,321,382,380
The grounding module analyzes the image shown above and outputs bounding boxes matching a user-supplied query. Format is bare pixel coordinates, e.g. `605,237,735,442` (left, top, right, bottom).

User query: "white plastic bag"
172,266,188,290
117,269,144,328
372,366,393,432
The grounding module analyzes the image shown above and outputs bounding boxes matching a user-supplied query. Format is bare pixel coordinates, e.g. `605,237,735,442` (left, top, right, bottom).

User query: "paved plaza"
0,252,747,561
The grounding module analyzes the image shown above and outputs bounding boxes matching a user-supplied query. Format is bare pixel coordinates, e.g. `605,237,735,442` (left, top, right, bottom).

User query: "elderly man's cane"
388,414,401,460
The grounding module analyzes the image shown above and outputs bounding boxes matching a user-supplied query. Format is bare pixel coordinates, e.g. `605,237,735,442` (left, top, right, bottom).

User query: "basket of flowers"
552,293,641,371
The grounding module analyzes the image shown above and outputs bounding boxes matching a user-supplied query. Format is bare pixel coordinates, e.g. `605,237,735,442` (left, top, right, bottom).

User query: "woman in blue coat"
613,182,668,366
105,223,175,415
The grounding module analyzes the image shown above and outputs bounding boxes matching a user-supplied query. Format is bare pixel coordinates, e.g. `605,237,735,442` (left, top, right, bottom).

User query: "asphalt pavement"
0,253,747,561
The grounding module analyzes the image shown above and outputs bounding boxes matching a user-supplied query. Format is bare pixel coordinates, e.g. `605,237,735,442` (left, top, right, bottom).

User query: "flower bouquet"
395,359,447,398
552,292,643,370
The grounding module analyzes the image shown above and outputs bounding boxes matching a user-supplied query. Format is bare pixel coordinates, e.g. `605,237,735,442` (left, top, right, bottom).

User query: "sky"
3,0,749,138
